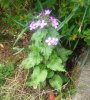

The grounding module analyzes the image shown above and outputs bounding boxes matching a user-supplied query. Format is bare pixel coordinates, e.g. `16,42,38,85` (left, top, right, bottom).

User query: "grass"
0,68,54,100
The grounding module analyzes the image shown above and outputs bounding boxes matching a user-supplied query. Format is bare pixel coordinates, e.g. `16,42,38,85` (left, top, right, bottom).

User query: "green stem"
72,38,80,51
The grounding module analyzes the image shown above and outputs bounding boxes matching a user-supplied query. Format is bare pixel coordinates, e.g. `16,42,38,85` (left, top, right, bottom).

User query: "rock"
73,52,90,100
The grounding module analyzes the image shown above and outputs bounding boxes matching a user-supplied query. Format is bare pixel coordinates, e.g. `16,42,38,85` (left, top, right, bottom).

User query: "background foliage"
1,0,90,45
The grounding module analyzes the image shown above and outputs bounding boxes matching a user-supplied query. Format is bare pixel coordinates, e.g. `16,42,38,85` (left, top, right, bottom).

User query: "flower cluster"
37,9,51,17
29,20,47,30
50,16,59,29
45,37,58,46
29,9,59,30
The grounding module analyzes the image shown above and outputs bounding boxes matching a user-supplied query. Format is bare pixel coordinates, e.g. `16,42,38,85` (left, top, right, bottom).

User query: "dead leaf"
72,35,77,41
0,43,4,48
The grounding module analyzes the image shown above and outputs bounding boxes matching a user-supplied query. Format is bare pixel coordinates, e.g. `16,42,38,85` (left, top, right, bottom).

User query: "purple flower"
50,16,59,28
40,20,47,28
52,21,59,29
29,21,37,30
51,38,58,45
45,37,52,45
45,37,58,46
29,20,47,30
37,9,51,17
44,9,51,15
35,20,41,26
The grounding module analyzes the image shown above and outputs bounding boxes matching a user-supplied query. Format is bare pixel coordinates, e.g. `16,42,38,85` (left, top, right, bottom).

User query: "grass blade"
37,0,43,11
57,6,79,31
12,19,26,27
13,27,28,46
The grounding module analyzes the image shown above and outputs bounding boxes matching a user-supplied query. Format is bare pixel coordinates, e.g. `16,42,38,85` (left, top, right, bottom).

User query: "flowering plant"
22,9,72,91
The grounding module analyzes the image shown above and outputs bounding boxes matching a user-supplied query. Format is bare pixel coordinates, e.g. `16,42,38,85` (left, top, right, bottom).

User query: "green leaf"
59,73,69,83
49,75,63,91
31,29,48,43
40,69,47,82
47,70,54,78
22,52,42,69
47,28,59,37
41,44,53,60
83,29,90,45
47,53,65,72
27,66,47,88
57,48,72,62
30,43,53,60
31,66,40,79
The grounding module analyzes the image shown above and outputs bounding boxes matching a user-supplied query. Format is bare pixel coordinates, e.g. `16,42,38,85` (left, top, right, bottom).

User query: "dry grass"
0,67,55,100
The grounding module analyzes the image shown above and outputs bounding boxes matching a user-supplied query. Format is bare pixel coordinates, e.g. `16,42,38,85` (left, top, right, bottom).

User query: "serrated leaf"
22,52,42,69
47,28,59,37
47,59,65,72
31,29,48,42
41,44,53,60
27,66,47,88
49,75,63,91
47,54,65,72
57,48,72,62
30,43,53,60
47,70,54,78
